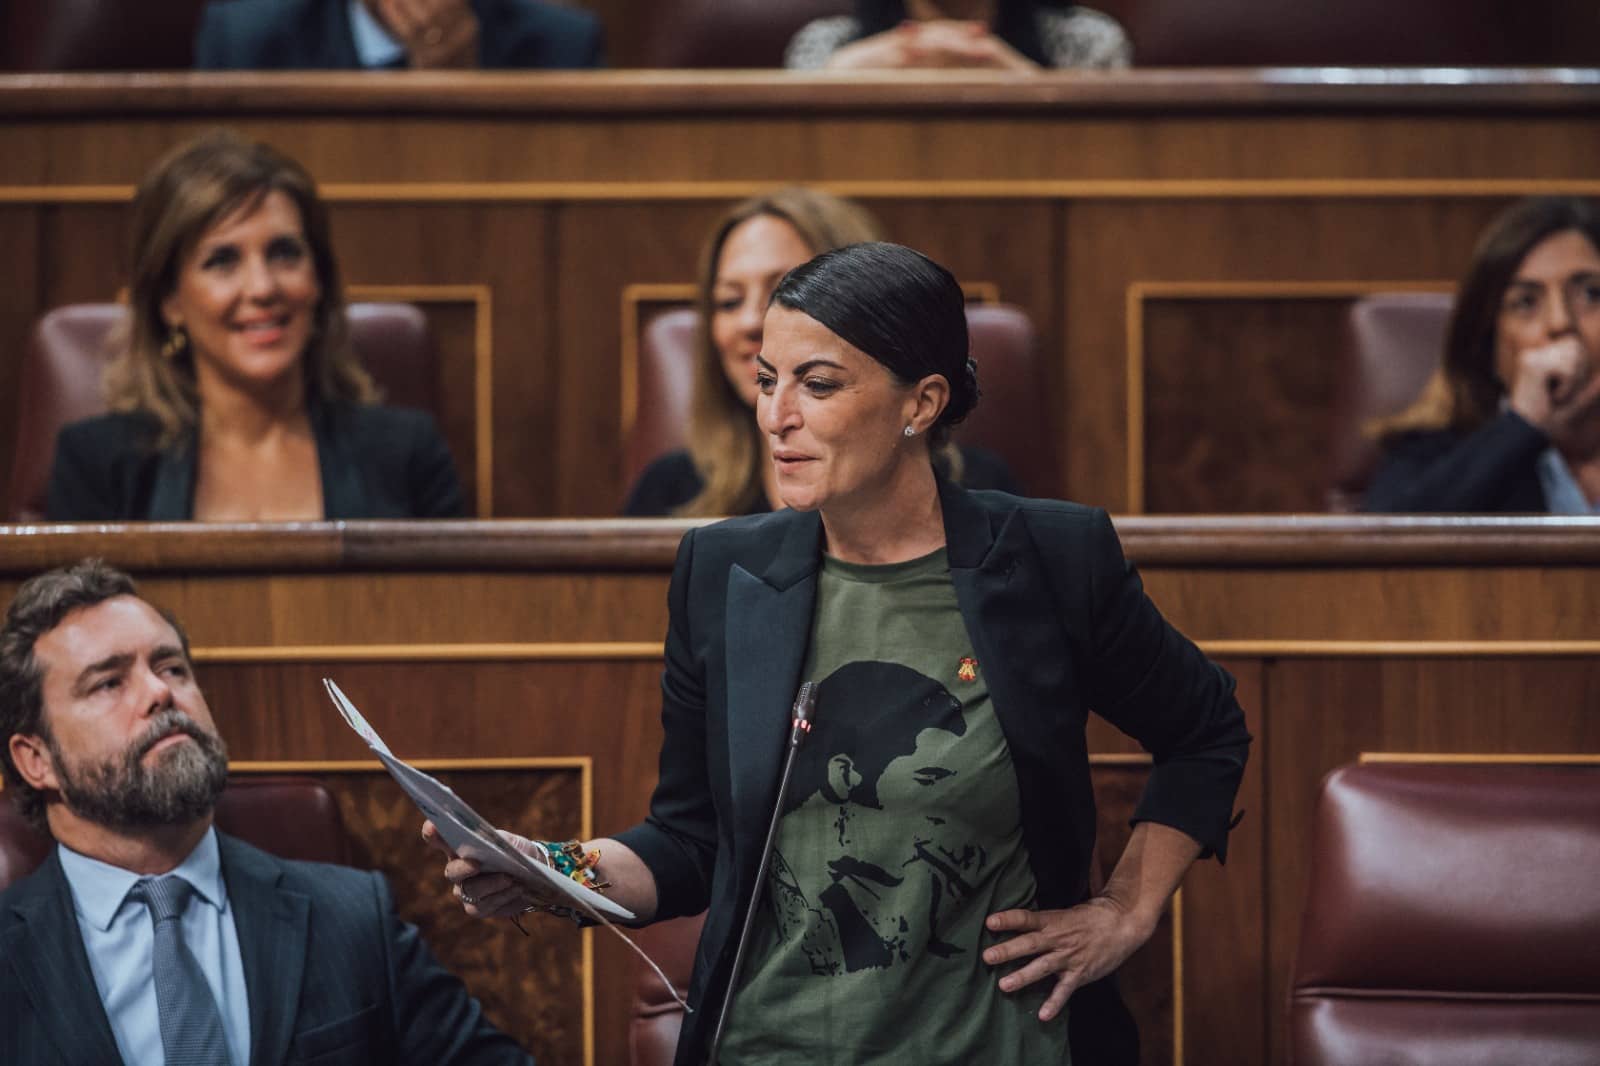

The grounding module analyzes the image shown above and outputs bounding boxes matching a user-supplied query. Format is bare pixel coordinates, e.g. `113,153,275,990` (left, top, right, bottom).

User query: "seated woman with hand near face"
623,187,1020,516
1366,197,1600,512
785,0,1130,72
46,131,464,522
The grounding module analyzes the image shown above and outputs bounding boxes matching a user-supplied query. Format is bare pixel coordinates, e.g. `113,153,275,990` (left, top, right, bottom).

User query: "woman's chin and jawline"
773,447,946,563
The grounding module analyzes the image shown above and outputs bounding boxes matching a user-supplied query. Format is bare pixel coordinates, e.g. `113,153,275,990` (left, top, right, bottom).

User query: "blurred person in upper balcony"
622,186,1020,517
194,0,603,71
1366,196,1600,512
46,131,463,522
785,0,1129,72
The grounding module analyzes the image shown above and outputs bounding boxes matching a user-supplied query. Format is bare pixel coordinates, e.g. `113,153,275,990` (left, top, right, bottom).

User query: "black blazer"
614,479,1251,1066
0,833,531,1066
46,402,465,521
1364,410,1552,512
194,0,603,70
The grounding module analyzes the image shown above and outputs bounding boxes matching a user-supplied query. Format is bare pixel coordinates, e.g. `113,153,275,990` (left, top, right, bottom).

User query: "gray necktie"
131,876,231,1066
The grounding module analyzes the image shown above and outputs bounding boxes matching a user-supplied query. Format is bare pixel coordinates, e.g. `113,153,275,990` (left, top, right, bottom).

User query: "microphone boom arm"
706,680,817,1065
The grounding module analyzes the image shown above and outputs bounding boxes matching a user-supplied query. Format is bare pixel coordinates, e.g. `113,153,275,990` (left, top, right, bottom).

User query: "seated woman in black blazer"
47,130,463,521
623,186,1020,516
1366,196,1600,513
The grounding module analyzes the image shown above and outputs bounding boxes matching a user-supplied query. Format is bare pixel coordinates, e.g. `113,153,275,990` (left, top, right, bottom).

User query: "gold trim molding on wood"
347,283,495,516
1198,640,1600,657
1171,887,1185,1066
228,757,596,1066
189,639,1600,665
192,642,666,663
619,283,697,441
1123,279,1453,513
231,755,596,856
1088,752,1154,766
13,179,1600,205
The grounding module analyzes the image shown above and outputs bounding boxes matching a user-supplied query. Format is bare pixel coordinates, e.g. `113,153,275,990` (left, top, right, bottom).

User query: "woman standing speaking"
439,243,1250,1065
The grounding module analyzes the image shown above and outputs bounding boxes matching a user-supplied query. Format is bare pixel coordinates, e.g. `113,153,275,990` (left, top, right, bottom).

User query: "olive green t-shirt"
717,548,1069,1065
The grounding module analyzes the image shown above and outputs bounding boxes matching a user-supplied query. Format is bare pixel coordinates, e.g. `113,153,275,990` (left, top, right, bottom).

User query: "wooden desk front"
2,516,1596,1065
4,71,1600,518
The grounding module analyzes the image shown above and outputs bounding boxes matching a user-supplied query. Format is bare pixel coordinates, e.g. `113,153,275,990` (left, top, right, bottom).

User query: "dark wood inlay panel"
235,766,585,1064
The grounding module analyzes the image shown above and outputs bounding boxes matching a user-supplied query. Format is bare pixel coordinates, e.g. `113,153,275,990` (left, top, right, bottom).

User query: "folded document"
323,677,635,923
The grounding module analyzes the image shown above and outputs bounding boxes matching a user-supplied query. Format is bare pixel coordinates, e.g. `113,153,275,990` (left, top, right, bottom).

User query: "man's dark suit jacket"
194,0,604,70
613,479,1251,1066
46,402,465,521
0,833,531,1065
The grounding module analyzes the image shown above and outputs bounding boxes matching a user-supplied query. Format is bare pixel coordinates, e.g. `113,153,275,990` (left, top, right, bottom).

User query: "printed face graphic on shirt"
765,659,986,975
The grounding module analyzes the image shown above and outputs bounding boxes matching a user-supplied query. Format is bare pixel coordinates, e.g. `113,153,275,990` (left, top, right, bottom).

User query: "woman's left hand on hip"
982,896,1156,1021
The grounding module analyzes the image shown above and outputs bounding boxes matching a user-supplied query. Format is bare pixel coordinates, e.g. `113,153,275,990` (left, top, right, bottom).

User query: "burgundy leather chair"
637,0,850,68
0,0,209,71
625,303,1053,502
7,302,439,522
1324,293,1452,511
1290,762,1600,1065
626,310,702,500
0,774,351,891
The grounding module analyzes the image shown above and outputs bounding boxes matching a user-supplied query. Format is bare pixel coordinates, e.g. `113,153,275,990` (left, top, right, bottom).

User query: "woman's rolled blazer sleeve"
612,528,719,919
1043,508,1251,860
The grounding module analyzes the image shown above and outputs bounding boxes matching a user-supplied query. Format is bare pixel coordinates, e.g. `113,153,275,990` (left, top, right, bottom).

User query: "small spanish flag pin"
957,657,978,682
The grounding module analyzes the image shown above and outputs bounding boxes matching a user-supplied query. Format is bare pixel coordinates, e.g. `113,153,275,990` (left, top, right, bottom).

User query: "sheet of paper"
323,678,634,922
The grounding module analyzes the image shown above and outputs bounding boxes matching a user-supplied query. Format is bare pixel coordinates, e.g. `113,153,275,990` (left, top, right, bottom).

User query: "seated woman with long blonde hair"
47,130,463,521
623,186,1018,516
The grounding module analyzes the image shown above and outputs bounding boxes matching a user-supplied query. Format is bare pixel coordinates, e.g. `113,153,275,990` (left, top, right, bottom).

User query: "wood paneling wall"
2,517,1596,1066
223,762,590,1062
4,73,1600,517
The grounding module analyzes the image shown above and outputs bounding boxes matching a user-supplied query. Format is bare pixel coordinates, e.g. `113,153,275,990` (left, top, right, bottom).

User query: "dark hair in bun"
770,241,980,444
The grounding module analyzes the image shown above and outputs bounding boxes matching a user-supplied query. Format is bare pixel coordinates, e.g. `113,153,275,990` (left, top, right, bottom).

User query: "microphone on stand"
706,680,818,1066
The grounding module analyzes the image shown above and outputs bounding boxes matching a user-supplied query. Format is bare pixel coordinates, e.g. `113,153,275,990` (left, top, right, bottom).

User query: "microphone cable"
706,680,817,1065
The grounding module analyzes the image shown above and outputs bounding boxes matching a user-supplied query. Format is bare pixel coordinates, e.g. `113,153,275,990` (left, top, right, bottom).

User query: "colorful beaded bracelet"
534,839,610,893
510,840,610,929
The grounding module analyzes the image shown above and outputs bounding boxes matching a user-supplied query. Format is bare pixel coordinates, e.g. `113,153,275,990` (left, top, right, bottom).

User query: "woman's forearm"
584,837,660,923
1100,821,1202,938
982,820,1205,1019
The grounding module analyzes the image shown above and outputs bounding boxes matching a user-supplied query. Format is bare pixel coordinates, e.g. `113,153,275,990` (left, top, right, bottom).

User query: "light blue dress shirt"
348,0,408,67
58,827,251,1066
1535,447,1600,514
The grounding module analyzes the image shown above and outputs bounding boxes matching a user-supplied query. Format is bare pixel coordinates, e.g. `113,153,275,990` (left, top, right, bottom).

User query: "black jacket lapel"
1,852,123,1064
724,510,822,878
146,443,195,520
323,0,365,68
941,480,1096,903
219,835,311,1066
942,479,1040,745
312,403,369,519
